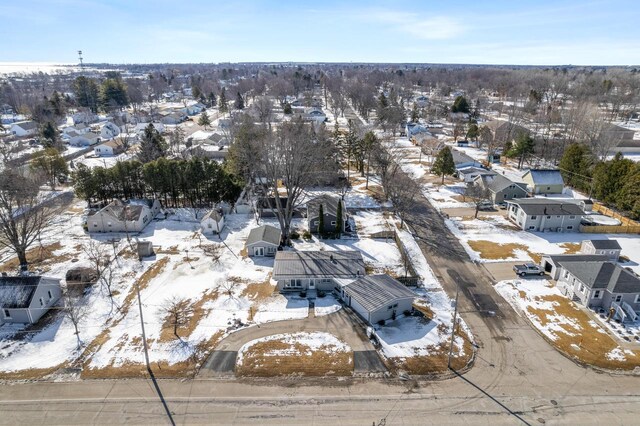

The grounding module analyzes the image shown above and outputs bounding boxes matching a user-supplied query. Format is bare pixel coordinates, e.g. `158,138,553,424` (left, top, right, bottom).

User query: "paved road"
199,308,386,377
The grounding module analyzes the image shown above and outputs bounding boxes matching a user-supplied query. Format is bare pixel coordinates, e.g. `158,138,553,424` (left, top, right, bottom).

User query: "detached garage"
342,275,416,325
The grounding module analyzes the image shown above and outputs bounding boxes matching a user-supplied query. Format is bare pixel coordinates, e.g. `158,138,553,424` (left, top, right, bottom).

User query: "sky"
1,0,639,66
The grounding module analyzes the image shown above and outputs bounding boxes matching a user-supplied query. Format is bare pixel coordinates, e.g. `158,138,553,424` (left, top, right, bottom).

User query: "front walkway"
199,309,386,377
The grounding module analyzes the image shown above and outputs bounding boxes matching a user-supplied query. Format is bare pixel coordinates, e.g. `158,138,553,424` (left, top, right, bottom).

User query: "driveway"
199,308,386,377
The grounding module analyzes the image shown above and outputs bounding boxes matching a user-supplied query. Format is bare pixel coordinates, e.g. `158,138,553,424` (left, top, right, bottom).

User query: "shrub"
300,291,307,298
377,319,385,326
290,230,300,240
302,230,312,240
403,309,412,317
318,290,326,298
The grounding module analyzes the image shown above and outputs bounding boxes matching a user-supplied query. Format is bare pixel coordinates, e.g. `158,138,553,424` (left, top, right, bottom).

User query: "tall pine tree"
431,146,456,184
335,199,343,238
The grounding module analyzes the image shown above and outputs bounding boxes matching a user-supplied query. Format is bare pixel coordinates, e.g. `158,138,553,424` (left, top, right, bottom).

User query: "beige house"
521,169,564,194
87,199,161,233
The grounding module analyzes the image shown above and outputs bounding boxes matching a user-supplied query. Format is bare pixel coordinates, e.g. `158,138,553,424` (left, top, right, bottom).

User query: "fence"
580,224,640,234
592,203,640,227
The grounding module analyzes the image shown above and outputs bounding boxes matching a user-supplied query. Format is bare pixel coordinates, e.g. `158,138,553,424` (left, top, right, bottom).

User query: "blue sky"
1,0,639,65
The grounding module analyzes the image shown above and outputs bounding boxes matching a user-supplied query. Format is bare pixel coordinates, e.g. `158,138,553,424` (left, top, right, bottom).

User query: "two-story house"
506,199,584,232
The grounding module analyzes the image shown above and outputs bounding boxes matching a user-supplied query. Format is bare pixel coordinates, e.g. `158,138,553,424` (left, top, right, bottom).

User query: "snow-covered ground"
314,294,342,317
236,331,351,367
252,296,309,323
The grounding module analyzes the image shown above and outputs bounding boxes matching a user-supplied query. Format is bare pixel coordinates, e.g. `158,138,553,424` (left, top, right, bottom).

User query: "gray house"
458,166,495,183
272,250,365,292
341,274,416,325
473,173,528,203
540,254,609,280
451,149,483,170
0,276,62,324
556,261,640,321
506,199,584,232
246,225,281,257
521,169,564,194
580,239,622,261
307,195,348,234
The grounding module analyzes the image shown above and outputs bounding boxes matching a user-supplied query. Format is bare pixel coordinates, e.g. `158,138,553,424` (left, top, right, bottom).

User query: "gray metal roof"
273,250,364,279
588,239,622,250
343,274,416,312
560,261,640,293
246,225,281,246
0,276,41,309
507,198,585,216
451,149,477,166
522,169,564,186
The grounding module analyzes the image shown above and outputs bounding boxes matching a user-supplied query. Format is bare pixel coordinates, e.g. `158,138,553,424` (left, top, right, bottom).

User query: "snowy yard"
496,279,640,370
235,331,352,376
314,294,342,317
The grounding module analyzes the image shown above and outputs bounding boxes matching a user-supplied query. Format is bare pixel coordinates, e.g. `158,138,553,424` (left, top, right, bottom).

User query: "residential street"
2,175,640,425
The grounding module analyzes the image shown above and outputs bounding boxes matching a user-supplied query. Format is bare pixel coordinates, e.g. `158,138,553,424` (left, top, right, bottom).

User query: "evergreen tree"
30,148,68,190
618,165,640,219
593,153,634,204
40,121,60,149
431,146,456,184
335,199,343,238
378,92,389,109
507,133,535,169
559,143,593,191
318,204,324,237
218,88,228,113
451,95,470,113
466,123,479,140
99,77,129,111
410,103,420,122
234,91,245,109
72,76,99,112
283,102,292,114
208,91,217,107
197,111,211,129
138,124,167,163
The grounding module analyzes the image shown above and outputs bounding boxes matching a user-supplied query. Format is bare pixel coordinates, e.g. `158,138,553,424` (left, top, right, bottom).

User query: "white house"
273,251,365,292
94,140,125,156
99,121,121,140
63,123,90,136
86,199,161,233
506,198,584,232
341,274,416,325
69,131,101,147
200,210,224,234
0,276,62,324
10,121,38,137
135,122,165,135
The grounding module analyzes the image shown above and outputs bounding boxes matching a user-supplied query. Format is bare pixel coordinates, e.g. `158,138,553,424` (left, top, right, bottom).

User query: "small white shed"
201,210,224,234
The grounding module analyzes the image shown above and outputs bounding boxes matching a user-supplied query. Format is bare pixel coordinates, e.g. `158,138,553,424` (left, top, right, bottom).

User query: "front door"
308,279,316,290
256,247,264,256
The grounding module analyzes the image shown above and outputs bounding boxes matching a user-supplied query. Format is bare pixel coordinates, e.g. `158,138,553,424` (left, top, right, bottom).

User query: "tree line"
560,145,640,219
73,157,242,208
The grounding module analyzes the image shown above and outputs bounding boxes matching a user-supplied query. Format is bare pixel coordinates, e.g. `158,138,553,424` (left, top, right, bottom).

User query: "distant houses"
94,140,125,156
10,121,38,137
506,198,584,232
86,199,161,233
0,276,62,324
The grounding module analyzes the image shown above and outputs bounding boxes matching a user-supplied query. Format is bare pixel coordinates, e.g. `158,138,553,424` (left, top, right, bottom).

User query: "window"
387,305,393,310
313,220,318,226
635,294,640,303
48,290,52,299
615,295,623,303
594,290,601,299
3,309,10,318
579,284,585,293
564,270,570,279
208,223,212,228
610,250,615,254
528,226,536,230
330,221,336,226
39,298,44,307
546,186,551,190
546,216,551,219
93,223,97,227
531,215,537,220
143,216,148,223
567,226,573,230
569,216,575,219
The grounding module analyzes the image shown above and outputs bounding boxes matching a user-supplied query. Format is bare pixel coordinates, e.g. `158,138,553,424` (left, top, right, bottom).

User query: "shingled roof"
507,198,584,216
561,261,640,293
246,225,281,246
343,274,415,312
307,194,341,219
588,239,622,250
0,276,41,309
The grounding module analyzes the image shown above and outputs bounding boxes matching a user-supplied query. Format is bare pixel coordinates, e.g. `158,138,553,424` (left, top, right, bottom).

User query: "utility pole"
135,281,151,371
447,280,460,370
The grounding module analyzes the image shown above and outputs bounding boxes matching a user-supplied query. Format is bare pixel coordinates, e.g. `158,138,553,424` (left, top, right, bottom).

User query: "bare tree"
61,287,89,350
82,240,111,279
253,96,274,127
463,183,493,218
158,296,194,341
202,243,223,264
0,170,64,270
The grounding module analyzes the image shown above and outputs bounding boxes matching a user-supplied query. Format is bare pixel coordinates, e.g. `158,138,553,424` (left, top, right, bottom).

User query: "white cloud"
361,9,464,40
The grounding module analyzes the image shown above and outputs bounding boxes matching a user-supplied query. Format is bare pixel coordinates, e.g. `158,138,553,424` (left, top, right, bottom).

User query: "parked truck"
513,263,545,277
